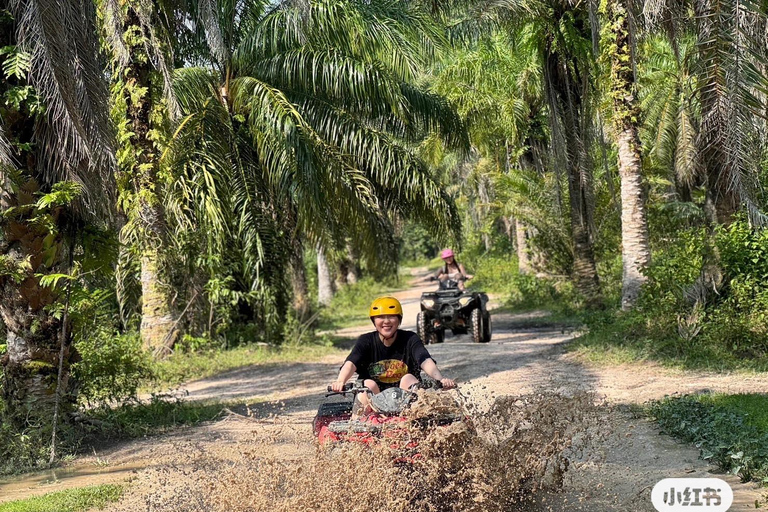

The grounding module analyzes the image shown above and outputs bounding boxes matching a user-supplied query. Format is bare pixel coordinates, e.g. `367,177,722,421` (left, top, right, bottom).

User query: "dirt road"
2,272,767,510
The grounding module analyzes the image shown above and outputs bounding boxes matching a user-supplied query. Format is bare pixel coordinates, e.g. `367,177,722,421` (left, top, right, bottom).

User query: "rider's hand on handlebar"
440,378,456,390
330,380,347,392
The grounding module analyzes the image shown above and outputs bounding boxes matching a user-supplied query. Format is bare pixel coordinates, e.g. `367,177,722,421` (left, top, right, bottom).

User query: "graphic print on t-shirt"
367,359,408,384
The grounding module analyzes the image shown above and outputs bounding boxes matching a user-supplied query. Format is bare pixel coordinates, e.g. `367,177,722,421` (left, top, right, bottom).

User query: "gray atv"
416,277,491,344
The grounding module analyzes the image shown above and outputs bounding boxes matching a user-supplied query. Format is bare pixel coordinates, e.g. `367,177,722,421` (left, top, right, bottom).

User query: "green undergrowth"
152,343,343,389
317,276,404,330
461,254,517,295
568,308,768,372
648,393,768,483
84,396,249,440
0,484,123,512
569,221,768,372
468,254,583,313
1,341,341,476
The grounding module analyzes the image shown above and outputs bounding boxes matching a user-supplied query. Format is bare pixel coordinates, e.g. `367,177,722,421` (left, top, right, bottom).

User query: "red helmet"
440,248,454,259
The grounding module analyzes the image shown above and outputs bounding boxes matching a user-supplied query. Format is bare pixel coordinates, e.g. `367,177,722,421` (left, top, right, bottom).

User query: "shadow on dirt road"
2,270,767,510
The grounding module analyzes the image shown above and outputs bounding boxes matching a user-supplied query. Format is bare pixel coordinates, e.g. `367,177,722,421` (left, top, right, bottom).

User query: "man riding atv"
329,297,456,412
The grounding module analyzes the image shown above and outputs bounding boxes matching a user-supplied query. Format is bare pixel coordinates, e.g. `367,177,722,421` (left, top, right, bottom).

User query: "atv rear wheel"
471,308,483,343
417,312,429,344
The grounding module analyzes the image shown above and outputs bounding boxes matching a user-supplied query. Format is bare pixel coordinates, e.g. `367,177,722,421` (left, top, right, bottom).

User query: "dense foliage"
1,0,768,478
649,394,768,482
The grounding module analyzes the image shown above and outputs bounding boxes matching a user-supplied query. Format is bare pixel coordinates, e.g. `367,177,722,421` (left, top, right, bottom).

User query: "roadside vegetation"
0,485,123,512
567,219,768,373
317,276,403,331
649,394,768,483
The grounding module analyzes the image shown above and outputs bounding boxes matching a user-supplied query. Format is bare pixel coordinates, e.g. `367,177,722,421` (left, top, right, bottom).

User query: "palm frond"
132,0,181,119
694,0,768,220
103,0,130,67
0,125,14,167
235,0,442,82
12,0,115,215
253,48,410,120
198,0,231,70
298,99,460,240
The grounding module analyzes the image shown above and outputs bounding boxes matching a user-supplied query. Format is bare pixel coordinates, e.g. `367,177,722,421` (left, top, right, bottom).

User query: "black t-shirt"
346,329,432,384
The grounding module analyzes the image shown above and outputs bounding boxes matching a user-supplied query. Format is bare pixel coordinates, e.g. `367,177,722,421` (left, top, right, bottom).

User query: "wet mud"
107,390,605,512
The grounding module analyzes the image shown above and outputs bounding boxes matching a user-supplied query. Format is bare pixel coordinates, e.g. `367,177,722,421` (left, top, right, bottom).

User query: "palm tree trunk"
291,260,311,321
290,240,312,322
545,33,602,306
0,180,72,421
317,246,334,306
335,261,349,290
562,97,601,305
501,216,514,246
139,246,176,354
568,190,601,304
616,128,650,309
122,5,177,354
516,218,532,274
345,244,360,284
606,0,651,310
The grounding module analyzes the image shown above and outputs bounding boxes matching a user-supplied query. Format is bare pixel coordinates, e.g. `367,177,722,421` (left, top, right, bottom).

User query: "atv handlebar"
326,382,355,393
326,378,445,396
417,378,443,390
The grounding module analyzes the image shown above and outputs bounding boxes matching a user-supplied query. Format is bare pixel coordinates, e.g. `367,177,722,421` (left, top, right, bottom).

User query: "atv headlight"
421,299,435,309
458,297,472,307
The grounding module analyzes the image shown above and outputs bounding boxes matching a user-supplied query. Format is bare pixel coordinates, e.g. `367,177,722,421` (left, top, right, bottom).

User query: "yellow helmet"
369,296,403,318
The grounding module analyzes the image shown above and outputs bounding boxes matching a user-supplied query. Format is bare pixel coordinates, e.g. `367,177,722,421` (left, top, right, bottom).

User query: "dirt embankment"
1,272,767,510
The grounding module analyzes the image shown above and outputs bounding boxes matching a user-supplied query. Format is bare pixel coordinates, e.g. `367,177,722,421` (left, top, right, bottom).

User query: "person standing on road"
329,296,456,395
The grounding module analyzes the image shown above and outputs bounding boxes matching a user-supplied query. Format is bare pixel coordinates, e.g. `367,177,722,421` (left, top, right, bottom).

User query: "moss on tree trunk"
604,0,651,310
119,3,177,354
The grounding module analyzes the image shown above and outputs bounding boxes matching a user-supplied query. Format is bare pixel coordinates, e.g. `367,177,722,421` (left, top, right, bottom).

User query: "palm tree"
430,32,534,257
603,0,650,310
101,0,181,354
644,0,768,226
692,1,767,225
540,2,602,305
162,0,465,329
433,1,603,303
638,34,699,203
0,0,114,419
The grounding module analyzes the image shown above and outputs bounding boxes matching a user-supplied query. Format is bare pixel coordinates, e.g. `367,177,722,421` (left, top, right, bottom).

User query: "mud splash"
111,391,604,512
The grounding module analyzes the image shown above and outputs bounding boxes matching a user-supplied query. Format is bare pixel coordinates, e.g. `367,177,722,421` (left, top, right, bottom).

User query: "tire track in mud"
2,273,767,510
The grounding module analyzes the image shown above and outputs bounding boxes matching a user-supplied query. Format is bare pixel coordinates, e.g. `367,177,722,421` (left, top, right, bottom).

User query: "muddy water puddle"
0,461,148,503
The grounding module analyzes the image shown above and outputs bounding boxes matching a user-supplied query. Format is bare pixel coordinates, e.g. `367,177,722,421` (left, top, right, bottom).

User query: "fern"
0,45,31,80
37,273,76,290
36,181,83,210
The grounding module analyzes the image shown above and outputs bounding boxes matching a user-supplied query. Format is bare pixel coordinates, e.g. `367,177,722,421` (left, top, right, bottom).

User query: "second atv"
417,277,491,344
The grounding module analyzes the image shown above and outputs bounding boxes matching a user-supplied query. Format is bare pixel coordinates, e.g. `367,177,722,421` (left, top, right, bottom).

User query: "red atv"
312,378,467,455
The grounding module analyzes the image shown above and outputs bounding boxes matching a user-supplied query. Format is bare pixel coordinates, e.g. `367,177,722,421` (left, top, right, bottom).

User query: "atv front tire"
471,308,483,344
417,311,429,344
